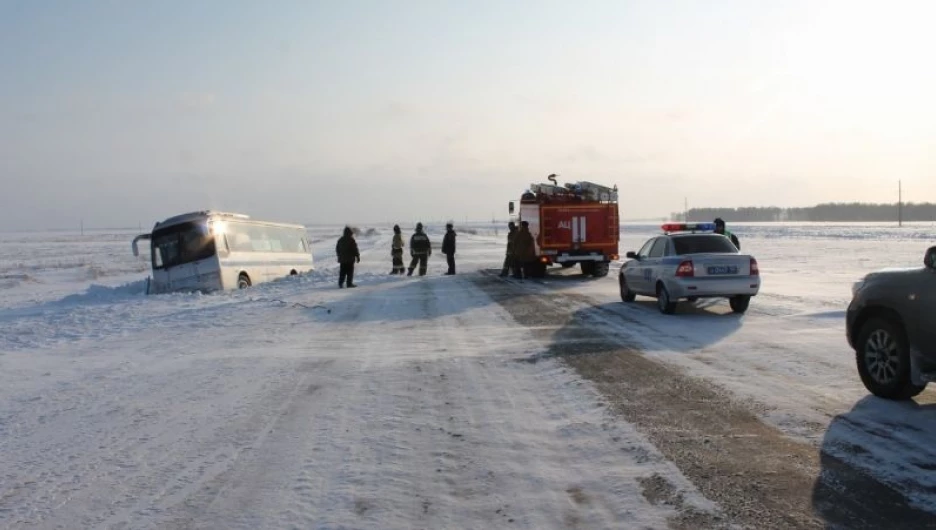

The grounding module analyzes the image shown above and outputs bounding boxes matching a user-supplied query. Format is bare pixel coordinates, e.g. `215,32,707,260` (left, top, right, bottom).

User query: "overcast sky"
2,0,934,229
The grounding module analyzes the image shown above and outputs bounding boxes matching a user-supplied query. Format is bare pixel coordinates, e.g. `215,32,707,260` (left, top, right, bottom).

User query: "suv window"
649,238,668,258
673,235,738,255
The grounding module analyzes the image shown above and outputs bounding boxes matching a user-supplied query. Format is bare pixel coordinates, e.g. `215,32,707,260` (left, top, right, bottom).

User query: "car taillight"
750,258,759,276
676,260,694,277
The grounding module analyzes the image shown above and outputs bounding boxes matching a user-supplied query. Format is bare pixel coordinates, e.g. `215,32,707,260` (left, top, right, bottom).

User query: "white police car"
619,223,760,314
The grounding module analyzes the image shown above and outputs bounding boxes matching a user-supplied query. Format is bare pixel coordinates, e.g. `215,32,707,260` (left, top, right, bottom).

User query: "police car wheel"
619,275,636,302
729,295,750,314
656,284,677,314
855,317,927,400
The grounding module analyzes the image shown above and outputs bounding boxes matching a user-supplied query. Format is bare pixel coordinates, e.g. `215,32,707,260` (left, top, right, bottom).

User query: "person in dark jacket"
335,226,360,288
713,218,740,250
442,223,457,275
512,221,536,280
500,221,517,277
390,224,405,274
407,222,432,276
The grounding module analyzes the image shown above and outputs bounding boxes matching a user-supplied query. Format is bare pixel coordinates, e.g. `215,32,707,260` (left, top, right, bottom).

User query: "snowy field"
1,222,935,528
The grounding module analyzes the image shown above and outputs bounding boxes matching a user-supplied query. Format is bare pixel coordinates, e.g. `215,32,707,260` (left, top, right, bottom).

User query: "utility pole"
898,180,903,227
684,198,689,222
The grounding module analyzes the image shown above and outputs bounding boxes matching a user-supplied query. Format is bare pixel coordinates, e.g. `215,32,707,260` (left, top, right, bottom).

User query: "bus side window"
217,233,230,257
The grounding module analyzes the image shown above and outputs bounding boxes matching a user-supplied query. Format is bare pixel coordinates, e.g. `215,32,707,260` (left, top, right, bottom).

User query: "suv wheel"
856,317,926,400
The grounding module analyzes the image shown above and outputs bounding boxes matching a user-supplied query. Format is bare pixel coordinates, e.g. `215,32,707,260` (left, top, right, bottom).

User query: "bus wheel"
289,270,298,276
238,274,252,289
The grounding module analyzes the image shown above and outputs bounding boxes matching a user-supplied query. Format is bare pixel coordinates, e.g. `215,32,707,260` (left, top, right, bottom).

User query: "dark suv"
847,245,936,400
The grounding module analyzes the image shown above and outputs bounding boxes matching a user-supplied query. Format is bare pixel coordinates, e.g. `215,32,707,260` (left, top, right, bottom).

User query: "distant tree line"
671,203,936,223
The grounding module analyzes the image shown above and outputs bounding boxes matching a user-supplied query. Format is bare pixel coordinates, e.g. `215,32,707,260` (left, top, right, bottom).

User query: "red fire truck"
509,175,620,278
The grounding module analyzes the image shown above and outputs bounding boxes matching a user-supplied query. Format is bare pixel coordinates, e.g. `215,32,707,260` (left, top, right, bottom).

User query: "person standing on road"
713,218,740,250
390,224,405,274
407,222,432,276
336,226,360,288
442,223,457,275
500,221,517,277
512,221,536,280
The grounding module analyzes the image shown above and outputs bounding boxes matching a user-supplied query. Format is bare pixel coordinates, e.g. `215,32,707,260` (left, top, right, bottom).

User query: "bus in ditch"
132,211,315,294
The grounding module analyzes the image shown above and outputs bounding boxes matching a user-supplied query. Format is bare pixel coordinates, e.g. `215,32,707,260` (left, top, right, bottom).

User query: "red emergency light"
661,222,716,233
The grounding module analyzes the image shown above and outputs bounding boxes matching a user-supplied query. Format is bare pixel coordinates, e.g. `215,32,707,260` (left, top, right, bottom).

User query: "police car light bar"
662,222,716,232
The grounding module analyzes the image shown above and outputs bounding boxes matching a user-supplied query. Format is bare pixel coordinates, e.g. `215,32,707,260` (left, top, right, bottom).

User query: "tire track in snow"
474,272,936,529
147,274,714,529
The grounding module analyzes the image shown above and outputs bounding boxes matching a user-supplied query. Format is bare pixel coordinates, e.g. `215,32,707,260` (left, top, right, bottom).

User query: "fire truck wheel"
592,262,610,278
560,262,576,269
580,261,595,275
530,262,548,278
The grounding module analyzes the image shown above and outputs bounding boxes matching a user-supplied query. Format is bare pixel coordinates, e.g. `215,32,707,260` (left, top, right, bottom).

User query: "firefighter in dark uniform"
500,221,517,277
512,221,536,280
442,223,457,275
335,226,360,288
407,222,432,276
713,218,741,250
390,224,405,274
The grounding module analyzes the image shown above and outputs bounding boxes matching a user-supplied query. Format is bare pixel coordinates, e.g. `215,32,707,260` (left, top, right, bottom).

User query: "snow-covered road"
1,223,935,529
0,229,711,529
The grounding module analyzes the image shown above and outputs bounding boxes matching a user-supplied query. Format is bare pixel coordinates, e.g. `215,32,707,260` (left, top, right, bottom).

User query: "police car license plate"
707,265,738,275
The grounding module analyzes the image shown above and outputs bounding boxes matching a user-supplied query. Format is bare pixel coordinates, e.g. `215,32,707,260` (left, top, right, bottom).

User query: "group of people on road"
500,220,537,279
335,222,457,288
336,217,740,288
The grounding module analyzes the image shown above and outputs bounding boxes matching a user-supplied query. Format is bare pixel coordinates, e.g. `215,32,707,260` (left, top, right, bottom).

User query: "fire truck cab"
509,175,620,278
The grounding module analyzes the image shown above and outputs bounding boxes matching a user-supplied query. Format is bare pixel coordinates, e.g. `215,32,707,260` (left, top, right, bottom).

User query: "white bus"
132,211,315,294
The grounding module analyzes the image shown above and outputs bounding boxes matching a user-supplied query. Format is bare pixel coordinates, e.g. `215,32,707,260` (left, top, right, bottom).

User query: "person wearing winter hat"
335,226,360,288
390,224,405,274
501,221,518,277
442,223,457,275
407,222,432,276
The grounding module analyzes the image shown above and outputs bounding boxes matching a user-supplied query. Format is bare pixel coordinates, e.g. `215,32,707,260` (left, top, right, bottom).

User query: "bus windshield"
151,222,217,269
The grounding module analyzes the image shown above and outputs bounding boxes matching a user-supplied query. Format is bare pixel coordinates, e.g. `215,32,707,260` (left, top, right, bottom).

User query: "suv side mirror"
925,246,936,269
626,251,639,260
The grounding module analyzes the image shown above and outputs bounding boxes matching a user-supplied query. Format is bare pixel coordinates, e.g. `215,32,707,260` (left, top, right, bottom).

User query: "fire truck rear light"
540,257,549,263
675,260,694,277
610,254,619,261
